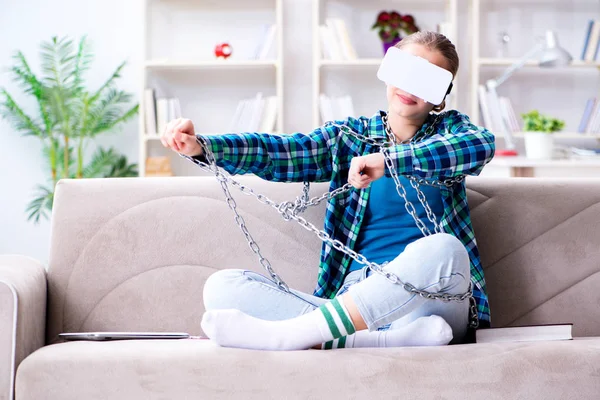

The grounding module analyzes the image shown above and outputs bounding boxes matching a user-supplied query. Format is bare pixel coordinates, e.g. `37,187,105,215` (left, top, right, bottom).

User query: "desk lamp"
485,30,573,156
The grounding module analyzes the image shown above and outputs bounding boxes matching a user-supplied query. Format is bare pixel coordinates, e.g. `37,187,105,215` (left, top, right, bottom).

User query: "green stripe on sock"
320,305,342,338
332,298,356,335
324,340,333,350
338,336,346,348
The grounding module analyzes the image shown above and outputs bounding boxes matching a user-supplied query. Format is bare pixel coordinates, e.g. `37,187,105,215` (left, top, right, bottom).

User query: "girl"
161,31,495,350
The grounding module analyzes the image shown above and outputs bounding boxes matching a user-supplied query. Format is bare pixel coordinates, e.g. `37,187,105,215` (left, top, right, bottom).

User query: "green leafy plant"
0,35,139,223
521,110,565,134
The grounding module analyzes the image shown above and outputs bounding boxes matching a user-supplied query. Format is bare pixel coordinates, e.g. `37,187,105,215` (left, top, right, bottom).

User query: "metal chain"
185,114,479,328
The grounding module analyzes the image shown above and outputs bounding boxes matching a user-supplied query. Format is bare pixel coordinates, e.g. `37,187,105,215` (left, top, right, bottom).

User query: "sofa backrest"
46,176,600,342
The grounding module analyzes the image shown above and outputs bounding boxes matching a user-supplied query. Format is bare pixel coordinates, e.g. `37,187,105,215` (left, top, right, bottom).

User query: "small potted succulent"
372,11,419,54
521,110,565,159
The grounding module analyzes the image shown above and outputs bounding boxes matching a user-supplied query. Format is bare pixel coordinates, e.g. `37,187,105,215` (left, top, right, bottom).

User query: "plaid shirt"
193,110,496,325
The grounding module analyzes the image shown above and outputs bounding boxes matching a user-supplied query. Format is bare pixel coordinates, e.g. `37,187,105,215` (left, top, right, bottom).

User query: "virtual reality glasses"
377,47,453,105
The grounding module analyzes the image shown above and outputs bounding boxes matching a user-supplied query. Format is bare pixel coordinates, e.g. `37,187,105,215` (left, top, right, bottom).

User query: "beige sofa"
2,176,600,400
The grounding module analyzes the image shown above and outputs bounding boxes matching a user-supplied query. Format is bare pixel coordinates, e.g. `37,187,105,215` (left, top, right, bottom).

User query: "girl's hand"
161,118,203,157
348,153,385,189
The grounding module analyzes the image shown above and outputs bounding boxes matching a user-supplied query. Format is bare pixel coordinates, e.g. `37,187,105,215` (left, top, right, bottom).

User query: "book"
156,98,170,136
248,92,264,132
168,98,181,121
144,88,157,136
437,21,454,43
258,24,276,60
585,21,600,62
578,97,596,133
319,24,343,60
586,103,600,134
500,97,520,132
476,323,573,344
252,24,271,60
581,20,594,60
327,18,357,60
258,96,278,133
478,85,494,132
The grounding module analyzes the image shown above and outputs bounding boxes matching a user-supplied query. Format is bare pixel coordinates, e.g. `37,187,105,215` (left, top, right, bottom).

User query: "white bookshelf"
478,58,600,68
512,132,600,139
469,0,600,129
145,60,279,70
139,0,284,177
312,0,459,127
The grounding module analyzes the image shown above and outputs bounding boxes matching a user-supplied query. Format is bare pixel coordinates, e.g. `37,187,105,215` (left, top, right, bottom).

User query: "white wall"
0,0,143,263
0,0,595,264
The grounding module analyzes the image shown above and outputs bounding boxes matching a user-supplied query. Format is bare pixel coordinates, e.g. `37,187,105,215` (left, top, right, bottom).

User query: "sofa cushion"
16,338,600,400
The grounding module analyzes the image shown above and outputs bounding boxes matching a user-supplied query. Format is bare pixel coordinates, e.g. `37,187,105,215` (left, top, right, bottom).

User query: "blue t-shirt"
348,176,444,272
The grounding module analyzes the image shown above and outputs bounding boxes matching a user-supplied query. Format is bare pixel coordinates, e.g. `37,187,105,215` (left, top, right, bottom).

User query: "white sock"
201,297,356,351
321,315,453,349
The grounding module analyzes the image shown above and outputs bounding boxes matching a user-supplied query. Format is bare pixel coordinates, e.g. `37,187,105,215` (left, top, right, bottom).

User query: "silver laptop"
59,332,190,341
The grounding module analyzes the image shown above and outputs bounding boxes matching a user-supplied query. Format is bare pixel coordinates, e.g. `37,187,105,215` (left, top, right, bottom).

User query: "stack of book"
319,93,355,123
229,92,278,133
478,85,520,134
319,18,357,61
580,20,600,62
144,89,181,136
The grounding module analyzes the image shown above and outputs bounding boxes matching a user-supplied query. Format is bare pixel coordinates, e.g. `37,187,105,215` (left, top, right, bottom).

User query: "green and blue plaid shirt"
194,109,495,325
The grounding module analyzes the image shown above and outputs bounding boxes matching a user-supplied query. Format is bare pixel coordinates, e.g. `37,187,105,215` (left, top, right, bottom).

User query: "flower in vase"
372,10,420,43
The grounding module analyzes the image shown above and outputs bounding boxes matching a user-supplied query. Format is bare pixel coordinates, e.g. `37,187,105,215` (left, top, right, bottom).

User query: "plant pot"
382,37,402,54
524,131,554,159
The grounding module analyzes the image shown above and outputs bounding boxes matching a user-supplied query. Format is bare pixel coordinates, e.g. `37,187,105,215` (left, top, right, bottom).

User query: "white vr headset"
377,47,453,105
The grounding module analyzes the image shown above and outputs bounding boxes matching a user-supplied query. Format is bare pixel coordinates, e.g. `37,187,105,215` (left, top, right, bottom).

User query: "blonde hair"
394,31,458,112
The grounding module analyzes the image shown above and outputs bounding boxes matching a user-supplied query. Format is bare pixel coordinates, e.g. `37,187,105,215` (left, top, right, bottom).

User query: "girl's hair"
394,31,458,112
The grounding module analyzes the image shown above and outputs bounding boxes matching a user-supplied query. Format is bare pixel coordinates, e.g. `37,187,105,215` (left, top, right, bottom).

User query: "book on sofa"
476,324,573,344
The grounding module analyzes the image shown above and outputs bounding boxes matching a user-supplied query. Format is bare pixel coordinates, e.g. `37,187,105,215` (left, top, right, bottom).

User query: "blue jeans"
203,233,471,342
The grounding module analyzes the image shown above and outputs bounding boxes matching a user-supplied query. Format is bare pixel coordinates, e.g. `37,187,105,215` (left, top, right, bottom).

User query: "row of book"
478,85,521,134
580,20,600,62
319,18,357,60
578,97,600,134
144,89,278,135
229,92,278,133
319,93,355,123
479,87,600,136
144,89,182,136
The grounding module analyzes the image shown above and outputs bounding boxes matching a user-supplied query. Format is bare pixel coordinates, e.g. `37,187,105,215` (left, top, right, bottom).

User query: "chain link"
184,114,479,328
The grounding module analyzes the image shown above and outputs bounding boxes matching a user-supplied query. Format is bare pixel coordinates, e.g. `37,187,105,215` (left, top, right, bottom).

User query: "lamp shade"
539,30,573,67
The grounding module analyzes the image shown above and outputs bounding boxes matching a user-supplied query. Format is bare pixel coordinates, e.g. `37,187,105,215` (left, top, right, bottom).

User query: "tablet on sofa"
59,332,190,341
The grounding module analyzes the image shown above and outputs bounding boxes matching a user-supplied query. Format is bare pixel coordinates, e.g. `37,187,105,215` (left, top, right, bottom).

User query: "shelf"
145,135,162,141
489,156,600,168
144,133,283,141
319,58,382,67
478,58,600,68
511,132,600,139
145,59,279,70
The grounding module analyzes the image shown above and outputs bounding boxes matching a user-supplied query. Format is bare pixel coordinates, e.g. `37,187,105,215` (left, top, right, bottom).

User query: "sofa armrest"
0,255,46,400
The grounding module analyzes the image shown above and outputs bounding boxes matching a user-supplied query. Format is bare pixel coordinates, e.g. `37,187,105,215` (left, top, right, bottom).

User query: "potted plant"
371,11,419,54
0,35,139,223
521,110,565,159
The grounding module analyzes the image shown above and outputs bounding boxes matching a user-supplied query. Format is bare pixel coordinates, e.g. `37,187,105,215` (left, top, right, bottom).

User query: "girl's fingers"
166,135,177,150
174,119,187,134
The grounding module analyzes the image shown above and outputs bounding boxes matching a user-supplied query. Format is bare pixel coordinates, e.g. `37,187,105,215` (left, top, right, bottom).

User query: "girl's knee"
408,233,469,272
202,269,246,310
